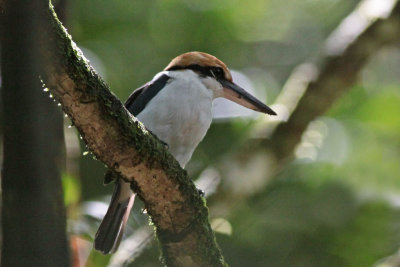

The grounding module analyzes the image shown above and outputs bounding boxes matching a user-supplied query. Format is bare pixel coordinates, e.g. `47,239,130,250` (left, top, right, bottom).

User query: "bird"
94,51,276,254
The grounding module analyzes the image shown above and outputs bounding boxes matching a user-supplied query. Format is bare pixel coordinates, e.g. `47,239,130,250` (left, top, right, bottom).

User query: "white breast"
137,70,214,167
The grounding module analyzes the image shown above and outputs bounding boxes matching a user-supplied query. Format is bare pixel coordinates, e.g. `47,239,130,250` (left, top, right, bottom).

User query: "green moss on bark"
39,2,226,266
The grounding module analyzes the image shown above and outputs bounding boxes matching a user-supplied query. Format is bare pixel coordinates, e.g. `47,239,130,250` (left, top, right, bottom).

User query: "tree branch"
213,0,400,220
267,0,400,163
32,1,225,266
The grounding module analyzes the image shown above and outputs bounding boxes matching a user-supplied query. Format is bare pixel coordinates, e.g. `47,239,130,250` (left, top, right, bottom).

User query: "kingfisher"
94,52,276,254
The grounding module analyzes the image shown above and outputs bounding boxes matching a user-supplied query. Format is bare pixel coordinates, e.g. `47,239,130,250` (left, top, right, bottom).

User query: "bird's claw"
160,140,169,149
148,129,169,149
197,189,205,197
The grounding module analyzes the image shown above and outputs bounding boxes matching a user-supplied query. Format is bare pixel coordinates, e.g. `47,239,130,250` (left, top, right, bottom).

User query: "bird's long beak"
219,79,276,115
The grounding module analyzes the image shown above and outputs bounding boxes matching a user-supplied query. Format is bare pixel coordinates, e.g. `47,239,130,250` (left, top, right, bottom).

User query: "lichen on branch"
35,1,225,266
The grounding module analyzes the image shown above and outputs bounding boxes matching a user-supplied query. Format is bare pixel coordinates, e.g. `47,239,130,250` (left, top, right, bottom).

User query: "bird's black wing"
103,74,171,186
97,75,173,251
124,74,171,116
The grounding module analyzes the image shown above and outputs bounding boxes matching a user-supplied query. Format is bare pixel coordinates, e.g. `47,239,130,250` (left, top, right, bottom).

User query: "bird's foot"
197,189,205,197
160,140,169,149
148,130,169,149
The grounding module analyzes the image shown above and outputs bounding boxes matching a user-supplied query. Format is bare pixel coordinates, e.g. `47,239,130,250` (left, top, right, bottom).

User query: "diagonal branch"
214,0,400,216
267,0,400,162
26,1,225,266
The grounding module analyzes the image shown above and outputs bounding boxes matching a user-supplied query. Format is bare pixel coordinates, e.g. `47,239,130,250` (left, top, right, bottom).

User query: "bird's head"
165,52,276,115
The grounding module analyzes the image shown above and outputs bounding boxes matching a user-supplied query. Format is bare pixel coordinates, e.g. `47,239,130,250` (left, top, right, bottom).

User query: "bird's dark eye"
210,67,224,79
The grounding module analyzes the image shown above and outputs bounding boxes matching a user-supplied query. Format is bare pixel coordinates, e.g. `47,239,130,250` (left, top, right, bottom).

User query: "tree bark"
1,0,69,266
3,1,225,266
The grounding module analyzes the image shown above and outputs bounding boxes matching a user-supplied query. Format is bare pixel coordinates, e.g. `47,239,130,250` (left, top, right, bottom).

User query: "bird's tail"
94,180,135,254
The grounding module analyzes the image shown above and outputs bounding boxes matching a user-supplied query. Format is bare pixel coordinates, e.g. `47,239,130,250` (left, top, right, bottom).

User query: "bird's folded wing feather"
125,74,171,116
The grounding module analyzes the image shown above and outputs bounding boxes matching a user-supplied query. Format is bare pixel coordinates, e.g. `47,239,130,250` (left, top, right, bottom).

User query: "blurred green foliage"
62,173,81,207
219,180,398,267
59,0,400,266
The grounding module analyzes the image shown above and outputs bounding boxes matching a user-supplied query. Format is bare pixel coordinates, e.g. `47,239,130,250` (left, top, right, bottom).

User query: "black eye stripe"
167,64,225,80
211,67,224,78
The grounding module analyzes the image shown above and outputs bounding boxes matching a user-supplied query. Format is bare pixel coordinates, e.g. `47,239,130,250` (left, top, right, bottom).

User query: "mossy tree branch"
21,1,225,266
